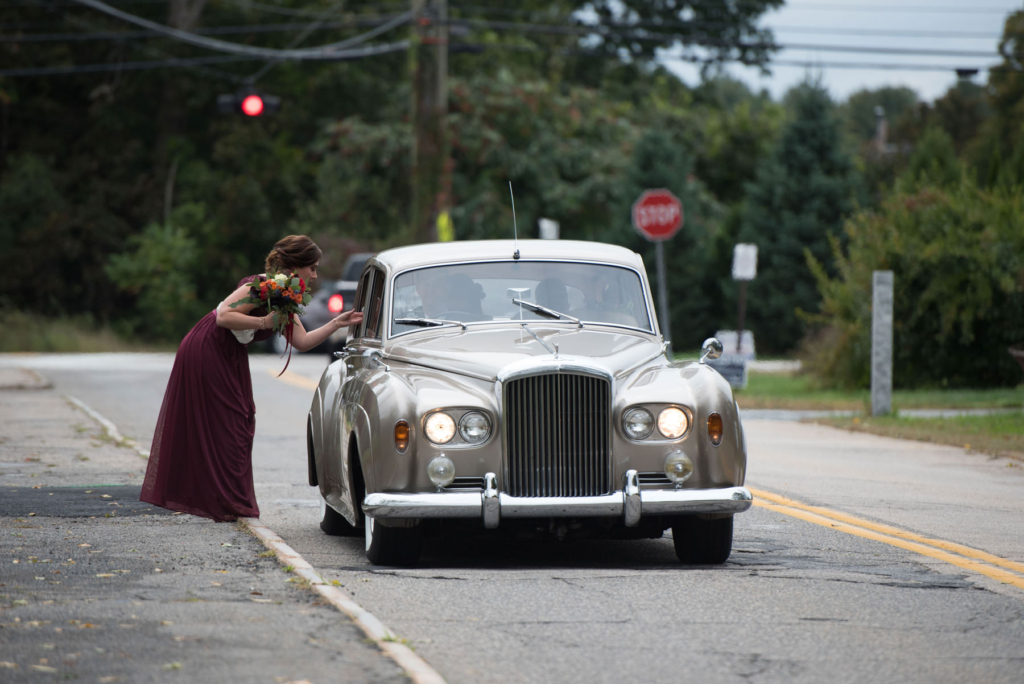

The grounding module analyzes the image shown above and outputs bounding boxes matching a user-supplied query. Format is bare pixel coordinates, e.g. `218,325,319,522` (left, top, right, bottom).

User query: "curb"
67,394,447,684
66,395,150,459
0,367,53,390
242,518,448,684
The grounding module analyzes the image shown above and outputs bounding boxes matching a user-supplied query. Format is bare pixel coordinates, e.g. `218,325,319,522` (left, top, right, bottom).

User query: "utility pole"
411,0,450,243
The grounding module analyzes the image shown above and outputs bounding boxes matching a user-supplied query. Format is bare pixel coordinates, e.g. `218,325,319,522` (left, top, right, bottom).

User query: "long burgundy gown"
140,276,274,522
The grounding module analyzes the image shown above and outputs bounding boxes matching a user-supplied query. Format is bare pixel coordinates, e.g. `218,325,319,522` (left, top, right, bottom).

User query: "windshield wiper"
511,299,583,329
394,317,467,330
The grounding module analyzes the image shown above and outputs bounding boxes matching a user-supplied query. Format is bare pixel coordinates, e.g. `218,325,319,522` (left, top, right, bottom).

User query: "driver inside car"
535,277,571,313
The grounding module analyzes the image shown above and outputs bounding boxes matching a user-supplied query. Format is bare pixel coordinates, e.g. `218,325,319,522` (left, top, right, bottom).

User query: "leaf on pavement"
77,544,91,548
30,665,57,673
95,574,115,578
0,661,17,669
162,662,183,670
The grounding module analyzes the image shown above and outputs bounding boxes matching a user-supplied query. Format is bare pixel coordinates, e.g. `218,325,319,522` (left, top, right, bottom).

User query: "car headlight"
427,455,456,489
657,407,689,439
623,408,654,440
424,412,456,444
458,412,490,443
664,451,694,485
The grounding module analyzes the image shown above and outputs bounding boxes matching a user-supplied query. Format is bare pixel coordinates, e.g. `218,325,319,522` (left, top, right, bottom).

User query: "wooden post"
411,0,449,244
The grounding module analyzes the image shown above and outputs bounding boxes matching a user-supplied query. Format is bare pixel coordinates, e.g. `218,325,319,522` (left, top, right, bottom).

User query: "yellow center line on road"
750,488,1024,592
272,368,319,391
750,487,1024,576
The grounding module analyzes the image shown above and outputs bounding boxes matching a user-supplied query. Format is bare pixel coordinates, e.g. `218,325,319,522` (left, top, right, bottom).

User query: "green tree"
804,179,1024,389
105,219,205,340
738,81,860,354
602,130,725,349
904,127,961,188
840,85,919,145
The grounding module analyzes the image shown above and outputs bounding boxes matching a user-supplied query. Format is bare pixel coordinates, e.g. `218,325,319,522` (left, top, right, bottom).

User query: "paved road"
3,352,1024,684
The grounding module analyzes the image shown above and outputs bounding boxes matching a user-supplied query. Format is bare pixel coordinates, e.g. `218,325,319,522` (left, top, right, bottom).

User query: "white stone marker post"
871,270,894,416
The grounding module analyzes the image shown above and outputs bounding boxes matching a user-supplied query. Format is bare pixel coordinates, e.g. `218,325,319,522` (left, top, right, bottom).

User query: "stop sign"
632,189,683,241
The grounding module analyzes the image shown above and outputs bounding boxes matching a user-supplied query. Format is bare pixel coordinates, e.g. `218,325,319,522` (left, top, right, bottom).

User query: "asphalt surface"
2,352,1023,684
0,375,406,684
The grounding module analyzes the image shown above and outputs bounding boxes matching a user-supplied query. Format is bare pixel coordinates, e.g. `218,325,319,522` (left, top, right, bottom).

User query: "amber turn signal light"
394,420,410,453
707,413,723,446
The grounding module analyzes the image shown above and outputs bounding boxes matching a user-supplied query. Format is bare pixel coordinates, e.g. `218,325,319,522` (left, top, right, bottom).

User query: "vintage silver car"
306,240,751,566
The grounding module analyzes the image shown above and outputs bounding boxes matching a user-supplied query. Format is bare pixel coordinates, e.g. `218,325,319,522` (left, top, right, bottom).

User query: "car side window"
365,268,387,340
351,270,372,340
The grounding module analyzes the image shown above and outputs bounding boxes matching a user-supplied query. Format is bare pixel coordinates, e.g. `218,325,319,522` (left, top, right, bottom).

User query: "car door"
337,266,385,504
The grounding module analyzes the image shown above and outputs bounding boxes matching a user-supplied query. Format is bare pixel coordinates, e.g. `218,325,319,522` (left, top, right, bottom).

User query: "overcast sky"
662,0,1022,104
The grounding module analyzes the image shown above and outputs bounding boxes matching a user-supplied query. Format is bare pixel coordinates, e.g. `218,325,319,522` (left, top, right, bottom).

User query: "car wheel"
364,516,422,567
320,495,360,536
671,515,733,564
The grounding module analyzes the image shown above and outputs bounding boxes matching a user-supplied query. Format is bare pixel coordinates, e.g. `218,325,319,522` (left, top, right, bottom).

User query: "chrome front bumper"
361,470,752,530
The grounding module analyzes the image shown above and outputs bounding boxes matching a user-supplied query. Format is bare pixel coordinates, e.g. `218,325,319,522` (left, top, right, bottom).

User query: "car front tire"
365,517,422,567
320,495,360,536
672,515,733,565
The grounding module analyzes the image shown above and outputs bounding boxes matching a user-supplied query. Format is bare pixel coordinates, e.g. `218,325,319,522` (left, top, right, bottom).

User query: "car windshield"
391,261,652,336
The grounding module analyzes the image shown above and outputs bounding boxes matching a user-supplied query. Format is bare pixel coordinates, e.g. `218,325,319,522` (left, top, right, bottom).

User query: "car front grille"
504,372,611,497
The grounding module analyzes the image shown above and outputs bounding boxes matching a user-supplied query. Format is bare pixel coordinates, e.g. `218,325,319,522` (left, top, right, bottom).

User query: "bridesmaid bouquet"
231,272,312,334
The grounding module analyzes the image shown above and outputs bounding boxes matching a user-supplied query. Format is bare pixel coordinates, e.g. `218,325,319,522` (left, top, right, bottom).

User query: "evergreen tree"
603,130,724,350
738,81,859,354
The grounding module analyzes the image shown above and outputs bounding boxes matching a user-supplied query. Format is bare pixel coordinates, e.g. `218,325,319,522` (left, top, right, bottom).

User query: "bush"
804,178,1024,389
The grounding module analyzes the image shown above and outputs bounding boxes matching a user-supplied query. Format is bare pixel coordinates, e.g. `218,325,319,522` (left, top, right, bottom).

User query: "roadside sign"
732,243,758,281
632,189,683,241
538,218,560,240
707,355,749,389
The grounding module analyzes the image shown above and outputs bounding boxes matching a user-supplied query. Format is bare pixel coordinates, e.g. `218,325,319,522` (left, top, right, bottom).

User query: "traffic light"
217,90,281,117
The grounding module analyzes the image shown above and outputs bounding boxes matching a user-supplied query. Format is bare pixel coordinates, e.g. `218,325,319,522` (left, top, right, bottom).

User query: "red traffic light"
241,94,264,117
217,92,280,117
327,294,344,313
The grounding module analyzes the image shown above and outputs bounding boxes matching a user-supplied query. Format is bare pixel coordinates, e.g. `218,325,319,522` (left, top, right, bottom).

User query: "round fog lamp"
424,412,456,444
657,407,689,439
664,451,694,485
623,408,654,440
427,455,456,489
458,411,490,443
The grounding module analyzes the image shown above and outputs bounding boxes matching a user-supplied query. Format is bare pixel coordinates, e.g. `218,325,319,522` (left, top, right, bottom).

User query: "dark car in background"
264,253,375,357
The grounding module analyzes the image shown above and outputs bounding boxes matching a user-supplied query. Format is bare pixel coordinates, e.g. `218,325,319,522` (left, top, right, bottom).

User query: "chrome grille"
504,373,611,497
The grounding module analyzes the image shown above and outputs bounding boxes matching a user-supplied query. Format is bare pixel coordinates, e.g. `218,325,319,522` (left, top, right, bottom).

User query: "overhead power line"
1,15,405,43
442,18,1001,59
451,1,1020,17
1,19,1007,44
69,0,412,59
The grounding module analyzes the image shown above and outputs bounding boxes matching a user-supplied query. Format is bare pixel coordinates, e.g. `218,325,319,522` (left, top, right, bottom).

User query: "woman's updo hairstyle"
265,235,322,273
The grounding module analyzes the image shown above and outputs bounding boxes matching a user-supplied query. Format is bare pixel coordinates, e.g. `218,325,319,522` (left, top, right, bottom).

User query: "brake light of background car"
328,294,344,313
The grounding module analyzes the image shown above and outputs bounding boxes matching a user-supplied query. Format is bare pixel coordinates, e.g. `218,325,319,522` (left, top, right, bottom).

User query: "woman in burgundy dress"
141,235,363,521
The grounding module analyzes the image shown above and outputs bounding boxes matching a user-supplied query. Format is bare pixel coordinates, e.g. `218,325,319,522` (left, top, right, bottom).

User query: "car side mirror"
699,337,723,364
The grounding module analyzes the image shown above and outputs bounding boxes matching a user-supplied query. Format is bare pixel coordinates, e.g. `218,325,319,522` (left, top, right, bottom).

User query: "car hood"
385,325,663,381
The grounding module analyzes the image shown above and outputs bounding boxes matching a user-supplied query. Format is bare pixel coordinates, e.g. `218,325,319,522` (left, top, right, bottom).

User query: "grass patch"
814,412,1024,462
734,372,1024,411
0,310,171,353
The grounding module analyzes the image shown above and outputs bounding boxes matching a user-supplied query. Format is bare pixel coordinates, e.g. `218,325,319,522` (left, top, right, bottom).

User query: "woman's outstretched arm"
288,310,364,353
215,283,273,331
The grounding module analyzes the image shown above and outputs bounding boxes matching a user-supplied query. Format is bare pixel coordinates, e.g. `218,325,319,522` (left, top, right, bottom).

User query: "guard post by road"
631,189,683,356
872,270,894,416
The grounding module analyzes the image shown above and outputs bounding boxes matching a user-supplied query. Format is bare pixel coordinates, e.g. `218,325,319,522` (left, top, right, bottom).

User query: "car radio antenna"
509,181,520,260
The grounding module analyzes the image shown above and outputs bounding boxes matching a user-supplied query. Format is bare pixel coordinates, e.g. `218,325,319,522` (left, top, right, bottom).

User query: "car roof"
373,240,645,274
